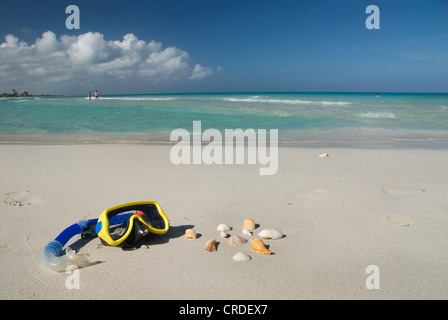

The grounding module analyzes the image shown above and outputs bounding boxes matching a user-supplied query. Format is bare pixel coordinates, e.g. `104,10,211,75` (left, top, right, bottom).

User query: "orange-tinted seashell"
250,238,272,255
243,218,256,231
185,229,197,239
205,239,217,252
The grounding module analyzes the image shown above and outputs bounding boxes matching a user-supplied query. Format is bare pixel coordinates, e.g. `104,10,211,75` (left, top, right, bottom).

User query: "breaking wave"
223,97,351,106
357,112,396,119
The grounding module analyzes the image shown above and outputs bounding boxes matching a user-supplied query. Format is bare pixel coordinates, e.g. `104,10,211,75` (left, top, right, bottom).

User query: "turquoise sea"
1,92,448,146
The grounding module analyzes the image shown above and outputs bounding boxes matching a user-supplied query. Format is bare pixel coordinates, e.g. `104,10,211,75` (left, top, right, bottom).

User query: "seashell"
185,229,197,239
319,153,330,158
233,251,251,262
243,218,256,231
205,239,217,252
217,223,232,232
228,235,248,246
242,228,252,236
250,238,272,255
220,231,228,238
257,229,284,240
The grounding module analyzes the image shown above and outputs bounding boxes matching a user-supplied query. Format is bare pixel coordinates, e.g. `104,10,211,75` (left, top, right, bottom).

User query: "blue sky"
0,0,447,95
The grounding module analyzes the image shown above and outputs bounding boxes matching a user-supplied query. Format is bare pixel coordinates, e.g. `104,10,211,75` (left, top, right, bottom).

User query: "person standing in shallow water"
88,91,91,100
95,90,99,99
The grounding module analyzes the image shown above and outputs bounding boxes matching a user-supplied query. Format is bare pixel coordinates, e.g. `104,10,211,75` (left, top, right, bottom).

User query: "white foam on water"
357,112,396,119
223,97,351,106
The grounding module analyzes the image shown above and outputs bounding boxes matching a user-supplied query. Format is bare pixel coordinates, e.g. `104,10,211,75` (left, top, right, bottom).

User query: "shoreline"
1,143,447,299
1,133,448,150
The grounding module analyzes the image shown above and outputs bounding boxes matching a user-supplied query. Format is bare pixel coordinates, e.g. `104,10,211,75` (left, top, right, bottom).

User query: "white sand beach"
0,144,447,299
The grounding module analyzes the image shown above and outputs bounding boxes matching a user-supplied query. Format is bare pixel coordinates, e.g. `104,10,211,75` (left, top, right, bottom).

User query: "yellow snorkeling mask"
95,201,169,247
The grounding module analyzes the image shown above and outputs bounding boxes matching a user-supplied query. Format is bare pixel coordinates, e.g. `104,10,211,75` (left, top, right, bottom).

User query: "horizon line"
67,90,448,97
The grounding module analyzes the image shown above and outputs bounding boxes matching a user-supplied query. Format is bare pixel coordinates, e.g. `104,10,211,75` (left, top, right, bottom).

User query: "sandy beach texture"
1,143,447,299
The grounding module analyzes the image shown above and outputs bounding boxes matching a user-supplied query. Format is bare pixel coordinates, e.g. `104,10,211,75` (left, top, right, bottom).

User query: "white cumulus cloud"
0,31,221,94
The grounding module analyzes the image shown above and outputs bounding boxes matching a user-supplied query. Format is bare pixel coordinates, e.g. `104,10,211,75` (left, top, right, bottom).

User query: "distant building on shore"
2,89,31,97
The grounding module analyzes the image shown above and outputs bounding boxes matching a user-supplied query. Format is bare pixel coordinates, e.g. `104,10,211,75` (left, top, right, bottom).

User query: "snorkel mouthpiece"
40,240,91,272
41,219,96,272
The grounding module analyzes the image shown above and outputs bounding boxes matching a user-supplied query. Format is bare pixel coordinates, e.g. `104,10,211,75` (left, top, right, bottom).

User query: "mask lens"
106,204,166,241
108,211,134,240
138,204,166,230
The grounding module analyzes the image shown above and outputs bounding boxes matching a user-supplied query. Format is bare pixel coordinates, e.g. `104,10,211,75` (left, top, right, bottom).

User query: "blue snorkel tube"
40,213,134,272
40,218,98,272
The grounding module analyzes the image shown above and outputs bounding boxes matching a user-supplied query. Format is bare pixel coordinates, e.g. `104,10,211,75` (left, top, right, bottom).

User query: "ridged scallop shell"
228,235,248,246
243,218,256,231
257,229,284,240
185,229,197,239
205,239,217,252
250,238,272,255
233,251,251,262
217,224,232,232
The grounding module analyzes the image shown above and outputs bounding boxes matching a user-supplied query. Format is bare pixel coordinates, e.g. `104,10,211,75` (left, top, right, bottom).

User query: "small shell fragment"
258,229,284,240
250,238,272,255
217,224,232,232
228,235,248,246
205,239,217,252
243,219,256,231
242,228,252,236
185,229,197,239
233,252,251,262
319,153,330,158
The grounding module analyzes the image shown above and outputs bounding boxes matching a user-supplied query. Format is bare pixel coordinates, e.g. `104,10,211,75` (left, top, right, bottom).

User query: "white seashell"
319,153,330,158
220,231,228,238
242,228,252,236
233,251,251,262
257,229,284,240
217,223,232,232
